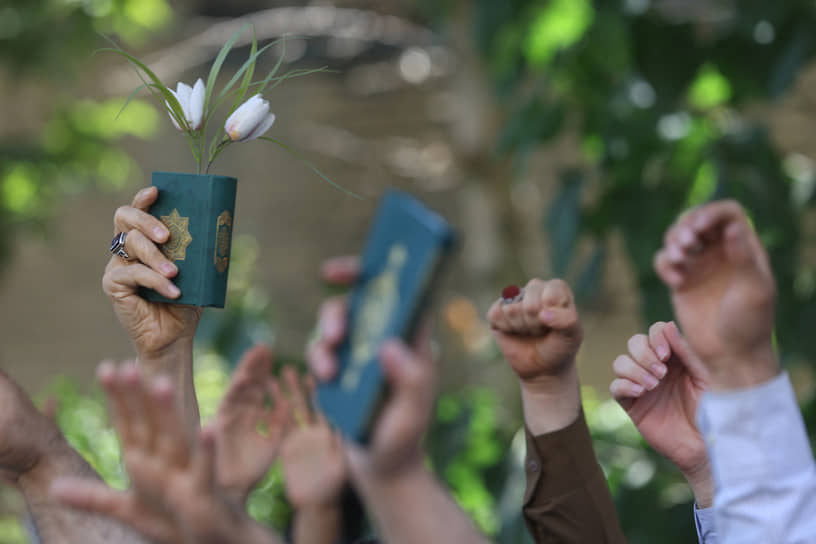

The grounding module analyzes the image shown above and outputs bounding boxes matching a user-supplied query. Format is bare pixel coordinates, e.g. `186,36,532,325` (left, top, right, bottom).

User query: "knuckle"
612,355,629,373
626,334,645,353
648,321,666,336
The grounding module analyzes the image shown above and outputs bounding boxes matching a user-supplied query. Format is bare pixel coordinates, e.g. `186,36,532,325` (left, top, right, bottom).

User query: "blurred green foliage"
0,0,170,270
440,0,816,539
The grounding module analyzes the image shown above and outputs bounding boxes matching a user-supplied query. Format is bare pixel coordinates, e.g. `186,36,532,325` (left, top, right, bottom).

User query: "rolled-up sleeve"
522,411,626,544
697,372,816,544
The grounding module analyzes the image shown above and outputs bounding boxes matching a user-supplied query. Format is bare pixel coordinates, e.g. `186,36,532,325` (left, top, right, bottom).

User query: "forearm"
519,364,581,435
350,460,489,544
19,436,147,544
293,504,342,544
137,338,200,435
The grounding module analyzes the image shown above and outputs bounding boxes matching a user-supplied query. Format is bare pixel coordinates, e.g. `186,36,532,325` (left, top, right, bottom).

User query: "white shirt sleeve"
697,372,816,544
694,505,716,543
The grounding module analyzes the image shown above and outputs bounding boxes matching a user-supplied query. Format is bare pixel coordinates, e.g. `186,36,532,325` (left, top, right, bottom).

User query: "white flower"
224,94,276,142
166,78,205,131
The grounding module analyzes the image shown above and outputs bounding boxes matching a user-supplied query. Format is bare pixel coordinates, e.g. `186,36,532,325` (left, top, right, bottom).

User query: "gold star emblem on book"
160,209,193,262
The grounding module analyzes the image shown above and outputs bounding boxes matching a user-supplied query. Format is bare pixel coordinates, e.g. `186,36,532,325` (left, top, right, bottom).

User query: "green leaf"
204,23,250,119
96,47,187,130
115,82,159,121
207,40,279,123
230,28,259,115
256,35,287,95
258,137,362,199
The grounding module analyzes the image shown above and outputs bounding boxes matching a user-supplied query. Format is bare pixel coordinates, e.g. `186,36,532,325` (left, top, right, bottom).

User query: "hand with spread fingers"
280,368,346,544
654,200,778,389
486,278,583,434
51,362,282,544
103,187,202,368
610,321,713,507
211,345,291,505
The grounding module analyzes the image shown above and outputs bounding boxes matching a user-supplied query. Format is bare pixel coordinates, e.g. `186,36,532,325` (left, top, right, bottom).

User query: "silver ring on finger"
110,232,132,260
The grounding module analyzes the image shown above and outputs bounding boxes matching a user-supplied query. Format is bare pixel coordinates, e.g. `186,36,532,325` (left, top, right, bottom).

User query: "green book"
316,190,458,443
140,171,237,308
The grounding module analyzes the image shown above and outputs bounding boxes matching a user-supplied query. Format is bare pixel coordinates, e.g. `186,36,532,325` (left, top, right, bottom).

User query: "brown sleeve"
522,410,626,544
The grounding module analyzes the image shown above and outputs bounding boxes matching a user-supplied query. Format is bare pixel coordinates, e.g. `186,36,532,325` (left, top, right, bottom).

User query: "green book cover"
140,171,237,308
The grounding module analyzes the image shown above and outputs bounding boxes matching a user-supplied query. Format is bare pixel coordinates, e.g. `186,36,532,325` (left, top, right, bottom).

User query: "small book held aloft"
317,190,457,443
140,171,237,308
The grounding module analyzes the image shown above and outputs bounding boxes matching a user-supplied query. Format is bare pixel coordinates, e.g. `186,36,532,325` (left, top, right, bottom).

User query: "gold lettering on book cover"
214,211,232,273
342,244,408,391
160,209,193,262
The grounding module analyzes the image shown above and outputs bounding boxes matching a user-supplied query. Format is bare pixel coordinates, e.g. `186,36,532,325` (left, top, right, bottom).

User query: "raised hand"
486,278,583,434
52,362,280,544
103,186,202,363
486,278,583,382
211,345,291,505
610,321,713,507
280,369,346,510
654,200,778,388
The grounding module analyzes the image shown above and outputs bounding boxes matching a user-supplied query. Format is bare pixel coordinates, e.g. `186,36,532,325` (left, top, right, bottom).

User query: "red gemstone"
502,285,521,300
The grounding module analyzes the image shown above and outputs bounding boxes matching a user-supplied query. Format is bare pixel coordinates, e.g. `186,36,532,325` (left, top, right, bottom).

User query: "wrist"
520,364,581,435
707,346,780,391
348,447,425,494
681,461,714,509
137,337,194,377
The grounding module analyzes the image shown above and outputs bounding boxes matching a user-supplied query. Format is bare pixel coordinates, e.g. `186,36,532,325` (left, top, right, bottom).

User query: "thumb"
665,322,710,382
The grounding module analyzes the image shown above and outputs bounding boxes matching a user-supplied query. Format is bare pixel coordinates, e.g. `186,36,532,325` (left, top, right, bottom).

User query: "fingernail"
154,227,169,240
539,310,555,322
631,384,645,396
656,344,670,361
167,284,180,297
161,262,176,276
644,374,659,390
651,363,667,379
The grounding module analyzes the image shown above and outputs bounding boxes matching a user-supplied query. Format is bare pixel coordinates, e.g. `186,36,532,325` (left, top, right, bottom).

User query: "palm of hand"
493,328,582,382
214,405,287,498
282,427,346,508
624,360,706,473
672,247,774,366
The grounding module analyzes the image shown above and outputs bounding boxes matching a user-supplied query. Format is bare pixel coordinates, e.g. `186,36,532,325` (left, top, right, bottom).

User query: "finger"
380,339,434,401
647,322,671,362
51,478,133,520
321,256,360,285
612,354,660,391
609,378,645,407
284,367,313,426
538,305,579,333
520,280,546,333
266,378,292,435
114,205,169,244
486,298,512,332
122,230,177,278
152,378,190,467
664,321,710,381
131,186,159,210
307,340,339,382
628,333,667,379
103,263,181,299
119,363,150,450
318,297,348,346
225,344,273,404
539,279,572,308
691,199,747,236
501,297,526,332
653,249,685,288
98,361,132,445
192,427,217,492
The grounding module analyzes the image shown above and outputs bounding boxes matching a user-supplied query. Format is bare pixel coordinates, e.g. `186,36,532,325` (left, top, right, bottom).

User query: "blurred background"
3,0,816,542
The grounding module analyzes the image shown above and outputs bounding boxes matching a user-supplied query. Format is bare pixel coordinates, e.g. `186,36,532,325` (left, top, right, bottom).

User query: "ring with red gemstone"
501,285,523,305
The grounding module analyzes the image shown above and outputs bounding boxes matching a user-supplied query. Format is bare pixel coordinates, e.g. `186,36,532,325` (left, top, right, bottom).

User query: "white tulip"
166,78,205,131
224,94,276,142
